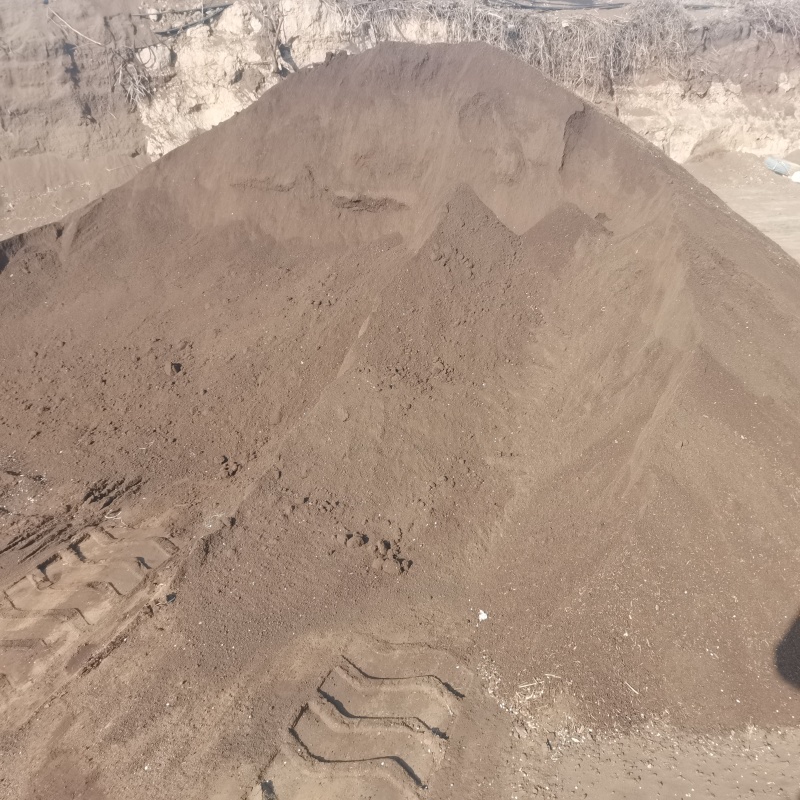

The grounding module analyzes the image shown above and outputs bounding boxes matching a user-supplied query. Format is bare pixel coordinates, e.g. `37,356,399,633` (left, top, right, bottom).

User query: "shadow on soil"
775,613,800,688
0,233,23,276
0,243,12,276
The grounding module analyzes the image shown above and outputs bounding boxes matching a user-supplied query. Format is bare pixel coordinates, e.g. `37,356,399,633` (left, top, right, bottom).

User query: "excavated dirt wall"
3,0,800,241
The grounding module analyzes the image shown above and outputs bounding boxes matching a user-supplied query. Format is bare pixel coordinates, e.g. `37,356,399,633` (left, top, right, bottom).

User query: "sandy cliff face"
0,0,147,237
618,78,800,163
138,3,269,156
0,0,144,162
2,0,799,239
137,1,800,162
618,22,800,162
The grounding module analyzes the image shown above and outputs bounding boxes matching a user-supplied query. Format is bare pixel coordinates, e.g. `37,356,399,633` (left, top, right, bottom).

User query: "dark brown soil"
1,42,799,800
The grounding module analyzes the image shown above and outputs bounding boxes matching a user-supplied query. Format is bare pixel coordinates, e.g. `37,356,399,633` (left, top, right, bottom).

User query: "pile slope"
0,43,799,799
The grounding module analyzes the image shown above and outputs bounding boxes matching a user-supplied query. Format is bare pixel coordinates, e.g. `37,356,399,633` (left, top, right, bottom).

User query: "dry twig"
743,0,800,39
47,9,154,107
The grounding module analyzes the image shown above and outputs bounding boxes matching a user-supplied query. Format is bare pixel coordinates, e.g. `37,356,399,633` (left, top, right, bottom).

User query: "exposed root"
743,0,800,40
326,0,692,98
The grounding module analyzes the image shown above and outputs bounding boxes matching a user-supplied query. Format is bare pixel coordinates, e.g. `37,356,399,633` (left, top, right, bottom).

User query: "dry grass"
326,0,692,97
743,0,800,39
47,9,153,107
111,49,153,107
47,0,800,109
245,0,287,74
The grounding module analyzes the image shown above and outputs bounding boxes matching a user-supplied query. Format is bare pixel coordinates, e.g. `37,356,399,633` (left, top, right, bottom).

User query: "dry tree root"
110,47,153,107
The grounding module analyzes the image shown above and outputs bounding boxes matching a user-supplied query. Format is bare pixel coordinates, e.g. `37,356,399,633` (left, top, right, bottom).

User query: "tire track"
254,642,469,800
0,524,179,719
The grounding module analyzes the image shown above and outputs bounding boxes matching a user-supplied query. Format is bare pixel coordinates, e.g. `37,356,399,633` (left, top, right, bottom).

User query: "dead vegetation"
47,8,153,107
327,0,692,97
328,0,800,97
744,0,800,39
246,0,290,74
46,0,800,109
110,48,154,107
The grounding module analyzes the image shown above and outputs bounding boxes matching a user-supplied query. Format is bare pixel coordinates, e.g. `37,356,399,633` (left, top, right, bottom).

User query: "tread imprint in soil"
254,642,469,800
0,526,178,692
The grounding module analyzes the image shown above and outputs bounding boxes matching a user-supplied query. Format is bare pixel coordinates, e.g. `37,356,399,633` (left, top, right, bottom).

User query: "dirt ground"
0,153,149,241
686,152,800,265
1,42,799,800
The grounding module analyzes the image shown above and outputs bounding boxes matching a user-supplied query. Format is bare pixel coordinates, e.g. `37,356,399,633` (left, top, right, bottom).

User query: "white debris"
478,610,488,622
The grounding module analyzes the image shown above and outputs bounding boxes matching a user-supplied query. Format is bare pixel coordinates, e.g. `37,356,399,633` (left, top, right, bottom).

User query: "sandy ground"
686,152,800,265
0,154,149,240
1,43,799,800
523,724,800,799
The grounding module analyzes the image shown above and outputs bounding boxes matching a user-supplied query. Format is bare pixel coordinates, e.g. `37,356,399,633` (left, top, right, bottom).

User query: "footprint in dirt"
332,532,368,551
370,538,411,576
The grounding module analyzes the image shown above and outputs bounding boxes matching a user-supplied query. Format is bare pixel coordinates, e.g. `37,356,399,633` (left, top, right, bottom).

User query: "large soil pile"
1,43,799,799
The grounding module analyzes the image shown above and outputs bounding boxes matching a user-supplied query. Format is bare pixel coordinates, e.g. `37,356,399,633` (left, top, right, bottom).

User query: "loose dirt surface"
1,43,799,800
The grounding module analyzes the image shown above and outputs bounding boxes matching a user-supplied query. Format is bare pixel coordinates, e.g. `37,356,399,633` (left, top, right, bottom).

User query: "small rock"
382,560,402,575
336,407,349,422
371,558,383,572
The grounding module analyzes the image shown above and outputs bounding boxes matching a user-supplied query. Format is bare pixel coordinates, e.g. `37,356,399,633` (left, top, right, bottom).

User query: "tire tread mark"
0,605,91,629
0,638,47,649
262,646,466,798
281,732,420,798
0,528,179,707
340,657,464,705
303,697,444,785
